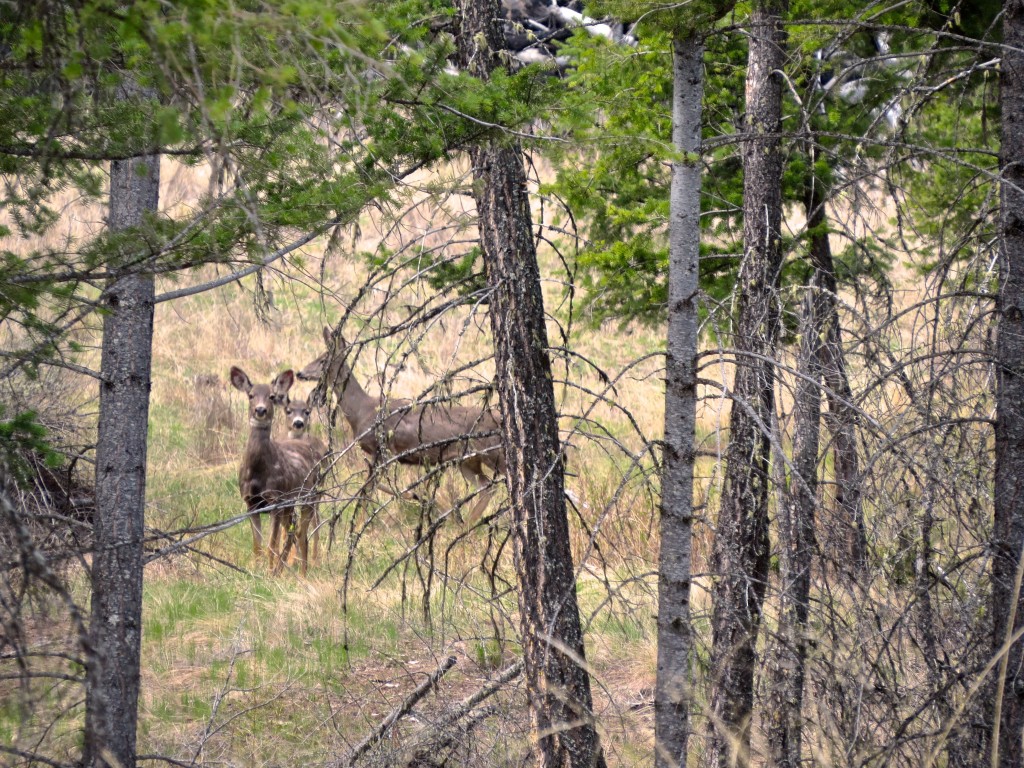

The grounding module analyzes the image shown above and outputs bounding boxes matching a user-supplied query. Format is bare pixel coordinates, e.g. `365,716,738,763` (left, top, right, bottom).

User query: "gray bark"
813,198,865,573
707,2,787,765
82,149,160,767
655,32,704,768
456,1,605,766
765,166,827,768
993,0,1024,763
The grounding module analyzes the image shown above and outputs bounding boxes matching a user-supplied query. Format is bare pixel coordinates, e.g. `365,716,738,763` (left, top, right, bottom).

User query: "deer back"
388,401,503,469
296,327,504,475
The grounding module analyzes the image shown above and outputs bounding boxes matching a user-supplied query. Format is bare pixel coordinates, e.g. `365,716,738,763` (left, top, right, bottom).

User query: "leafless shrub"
0,366,94,572
0,366,93,759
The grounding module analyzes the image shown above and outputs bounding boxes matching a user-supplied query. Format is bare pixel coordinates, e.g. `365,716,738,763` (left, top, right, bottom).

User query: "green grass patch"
145,580,238,643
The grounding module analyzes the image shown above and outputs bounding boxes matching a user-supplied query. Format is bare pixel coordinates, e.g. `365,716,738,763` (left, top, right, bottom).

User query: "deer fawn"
230,367,321,575
281,393,325,564
297,327,505,523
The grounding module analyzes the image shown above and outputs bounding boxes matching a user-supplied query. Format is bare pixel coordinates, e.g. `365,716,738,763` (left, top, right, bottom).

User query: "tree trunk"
813,204,865,573
456,2,605,766
993,1,1024,763
655,32,704,768
82,149,160,767
707,1,787,765
765,164,827,768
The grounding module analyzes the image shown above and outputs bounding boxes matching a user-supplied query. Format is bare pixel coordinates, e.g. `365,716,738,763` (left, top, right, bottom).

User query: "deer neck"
331,359,377,429
244,422,278,467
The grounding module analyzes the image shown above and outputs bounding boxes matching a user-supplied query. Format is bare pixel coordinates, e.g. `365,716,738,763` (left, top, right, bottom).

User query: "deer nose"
254,405,268,418
292,417,305,429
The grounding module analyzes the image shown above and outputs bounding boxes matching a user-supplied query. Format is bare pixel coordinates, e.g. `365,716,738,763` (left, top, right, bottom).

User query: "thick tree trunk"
456,2,605,766
473,142,605,768
993,1,1024,763
655,32,704,768
82,151,159,767
765,168,827,768
707,2,787,765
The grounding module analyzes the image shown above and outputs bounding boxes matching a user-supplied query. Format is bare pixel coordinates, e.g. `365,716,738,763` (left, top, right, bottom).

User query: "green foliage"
0,0,562,372
543,28,746,326
591,0,736,38
898,66,999,271
0,2,476,375
418,246,489,296
0,406,61,489
540,0,951,329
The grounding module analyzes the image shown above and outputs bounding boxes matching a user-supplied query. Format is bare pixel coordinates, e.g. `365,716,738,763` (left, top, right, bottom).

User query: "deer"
280,392,325,564
230,366,322,575
297,327,505,524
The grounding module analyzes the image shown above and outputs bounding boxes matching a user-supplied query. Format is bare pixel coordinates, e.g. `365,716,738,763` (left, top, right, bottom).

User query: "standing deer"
231,367,321,575
297,327,504,523
281,392,325,563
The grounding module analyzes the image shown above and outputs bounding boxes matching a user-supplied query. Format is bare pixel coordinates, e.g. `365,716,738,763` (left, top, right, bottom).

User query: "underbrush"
122,254,666,764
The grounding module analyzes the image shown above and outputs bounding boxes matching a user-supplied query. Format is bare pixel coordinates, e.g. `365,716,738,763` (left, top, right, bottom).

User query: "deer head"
230,366,295,428
297,327,344,379
284,396,313,437
297,327,359,406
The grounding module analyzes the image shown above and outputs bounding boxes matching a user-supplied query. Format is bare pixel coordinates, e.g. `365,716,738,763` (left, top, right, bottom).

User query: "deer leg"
460,462,495,526
249,508,265,556
278,512,298,574
268,512,279,571
295,504,314,577
309,505,321,564
269,509,289,573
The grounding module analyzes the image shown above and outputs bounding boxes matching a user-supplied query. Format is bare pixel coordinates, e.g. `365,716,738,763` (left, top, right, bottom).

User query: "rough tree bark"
456,2,605,766
805,142,865,575
765,162,827,768
818,267,865,575
655,32,704,768
992,0,1024,763
82,148,160,765
707,1,787,765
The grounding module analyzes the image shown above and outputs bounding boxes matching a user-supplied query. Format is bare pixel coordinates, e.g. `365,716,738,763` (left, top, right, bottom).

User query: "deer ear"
273,370,295,396
229,366,251,394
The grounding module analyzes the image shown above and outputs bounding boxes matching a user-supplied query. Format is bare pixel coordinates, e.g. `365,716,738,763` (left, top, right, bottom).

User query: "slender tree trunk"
655,32,704,768
992,1,1024,763
814,212,865,573
82,148,160,767
456,2,605,766
765,165,827,768
707,2,787,765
